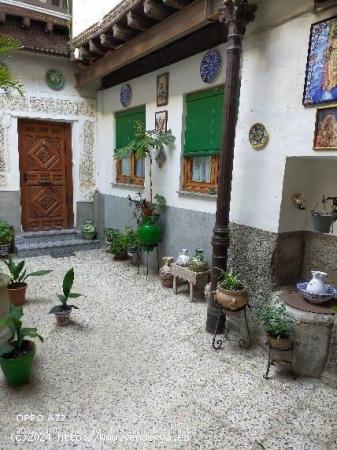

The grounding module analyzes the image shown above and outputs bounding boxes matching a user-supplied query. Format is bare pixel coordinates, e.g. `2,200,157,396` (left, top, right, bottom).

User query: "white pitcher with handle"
306,271,328,295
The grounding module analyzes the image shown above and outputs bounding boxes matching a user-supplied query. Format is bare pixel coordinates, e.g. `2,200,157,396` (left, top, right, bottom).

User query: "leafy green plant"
109,230,128,256
125,227,139,249
0,35,24,96
0,219,13,245
2,258,52,287
49,268,82,314
216,268,244,291
0,305,43,357
114,121,175,202
128,192,166,224
105,228,119,243
257,302,292,339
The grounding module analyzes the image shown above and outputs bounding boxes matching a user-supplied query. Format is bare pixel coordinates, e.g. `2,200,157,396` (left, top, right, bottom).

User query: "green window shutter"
115,106,145,149
184,86,224,156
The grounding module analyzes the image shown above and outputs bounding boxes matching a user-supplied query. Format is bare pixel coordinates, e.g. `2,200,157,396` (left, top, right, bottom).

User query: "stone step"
15,229,82,245
16,238,101,258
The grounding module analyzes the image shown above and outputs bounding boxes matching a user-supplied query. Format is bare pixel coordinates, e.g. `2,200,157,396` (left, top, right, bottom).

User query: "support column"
206,0,257,333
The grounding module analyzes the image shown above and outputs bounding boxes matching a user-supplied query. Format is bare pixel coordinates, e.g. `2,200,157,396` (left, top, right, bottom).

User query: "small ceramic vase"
188,249,208,272
82,221,96,240
176,249,190,267
306,271,328,295
159,257,174,288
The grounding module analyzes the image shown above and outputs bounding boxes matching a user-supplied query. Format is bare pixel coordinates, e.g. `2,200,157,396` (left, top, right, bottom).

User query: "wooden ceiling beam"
112,23,139,41
126,10,157,31
89,39,106,56
76,0,222,86
22,17,30,28
100,33,120,49
163,0,190,9
143,0,174,20
79,45,92,60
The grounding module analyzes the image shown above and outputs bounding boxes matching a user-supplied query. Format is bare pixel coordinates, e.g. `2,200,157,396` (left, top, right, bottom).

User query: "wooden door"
18,120,73,231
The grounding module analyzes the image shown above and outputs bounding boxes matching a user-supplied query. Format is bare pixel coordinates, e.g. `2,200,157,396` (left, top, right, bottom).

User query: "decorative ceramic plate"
200,50,222,83
120,84,132,108
296,282,337,304
46,69,65,91
249,123,269,150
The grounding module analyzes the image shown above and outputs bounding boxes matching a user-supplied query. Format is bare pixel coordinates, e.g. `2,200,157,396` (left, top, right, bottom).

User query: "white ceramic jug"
306,271,328,295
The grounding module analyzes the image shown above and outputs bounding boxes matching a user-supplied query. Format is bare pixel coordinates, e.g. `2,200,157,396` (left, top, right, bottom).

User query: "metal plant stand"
263,342,295,380
137,245,160,275
212,304,251,351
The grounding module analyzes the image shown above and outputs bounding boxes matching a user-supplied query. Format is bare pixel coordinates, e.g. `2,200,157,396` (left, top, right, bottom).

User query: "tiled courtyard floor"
0,249,336,450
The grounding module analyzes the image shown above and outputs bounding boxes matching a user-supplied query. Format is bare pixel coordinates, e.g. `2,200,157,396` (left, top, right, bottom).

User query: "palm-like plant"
114,121,175,202
49,268,82,314
2,258,52,288
0,34,24,96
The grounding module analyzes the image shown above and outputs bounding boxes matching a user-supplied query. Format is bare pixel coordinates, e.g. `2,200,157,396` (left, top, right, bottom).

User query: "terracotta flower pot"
267,335,292,351
7,282,27,306
215,286,248,311
55,309,71,326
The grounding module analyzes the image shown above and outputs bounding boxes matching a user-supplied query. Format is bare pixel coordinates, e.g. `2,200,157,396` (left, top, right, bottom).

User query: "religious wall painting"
313,106,337,150
155,110,168,134
157,73,169,107
304,16,337,106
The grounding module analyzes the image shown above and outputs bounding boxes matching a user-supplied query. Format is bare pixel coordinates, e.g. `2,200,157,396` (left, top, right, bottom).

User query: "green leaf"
21,328,43,343
13,260,25,281
9,305,23,321
0,35,22,55
18,269,27,282
70,305,79,309
68,293,81,298
63,268,74,298
57,294,66,305
49,305,61,314
0,342,13,356
25,269,52,280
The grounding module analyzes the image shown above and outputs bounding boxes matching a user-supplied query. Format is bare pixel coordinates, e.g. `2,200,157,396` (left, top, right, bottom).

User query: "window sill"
177,190,217,199
111,182,145,189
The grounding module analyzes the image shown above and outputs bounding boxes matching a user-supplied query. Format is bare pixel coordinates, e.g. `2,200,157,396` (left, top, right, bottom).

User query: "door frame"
18,119,74,231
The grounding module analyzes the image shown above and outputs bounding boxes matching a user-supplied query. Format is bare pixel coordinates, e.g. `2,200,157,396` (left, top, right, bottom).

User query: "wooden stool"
170,263,211,302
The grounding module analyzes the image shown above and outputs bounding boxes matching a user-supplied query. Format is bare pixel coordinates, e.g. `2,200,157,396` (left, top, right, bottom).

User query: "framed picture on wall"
313,106,337,150
155,111,168,134
157,73,169,107
303,15,337,106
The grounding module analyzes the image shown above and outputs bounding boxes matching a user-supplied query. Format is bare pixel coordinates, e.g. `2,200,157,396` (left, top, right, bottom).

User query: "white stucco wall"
97,46,228,215
96,0,337,234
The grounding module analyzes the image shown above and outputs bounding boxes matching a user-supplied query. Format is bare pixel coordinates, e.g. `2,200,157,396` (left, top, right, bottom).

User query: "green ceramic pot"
138,217,162,249
0,341,36,386
82,221,96,240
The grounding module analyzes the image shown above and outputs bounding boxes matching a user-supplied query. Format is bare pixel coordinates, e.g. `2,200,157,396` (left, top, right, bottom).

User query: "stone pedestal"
0,273,11,343
277,290,337,378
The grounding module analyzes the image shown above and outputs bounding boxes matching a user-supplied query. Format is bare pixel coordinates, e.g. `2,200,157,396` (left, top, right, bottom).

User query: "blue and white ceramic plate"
296,282,337,304
120,84,132,108
200,50,222,83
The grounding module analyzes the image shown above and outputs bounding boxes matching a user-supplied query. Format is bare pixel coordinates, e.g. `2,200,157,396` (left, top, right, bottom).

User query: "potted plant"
114,122,174,250
128,192,166,249
49,268,82,326
257,302,293,350
0,220,13,257
81,220,96,240
125,227,139,257
311,196,337,233
0,305,43,386
215,269,248,311
109,229,128,260
2,258,52,306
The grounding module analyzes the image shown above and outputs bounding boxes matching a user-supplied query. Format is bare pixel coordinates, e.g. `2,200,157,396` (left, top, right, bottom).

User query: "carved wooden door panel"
19,120,73,231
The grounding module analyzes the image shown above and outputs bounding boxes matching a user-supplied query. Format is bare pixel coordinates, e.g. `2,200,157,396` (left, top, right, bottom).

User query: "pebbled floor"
0,249,336,450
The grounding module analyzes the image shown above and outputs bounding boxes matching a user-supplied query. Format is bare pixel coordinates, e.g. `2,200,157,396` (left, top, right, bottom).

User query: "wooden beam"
89,39,106,56
100,33,120,49
77,0,222,86
126,10,156,31
163,0,190,9
45,22,53,33
112,23,139,41
79,46,91,60
144,0,173,20
102,23,227,89
22,17,30,28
